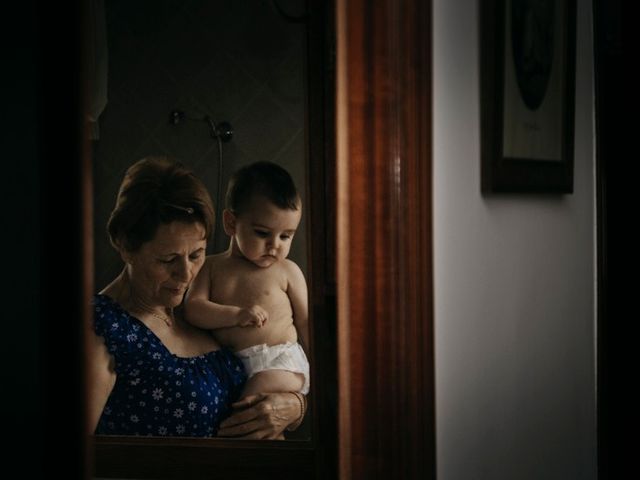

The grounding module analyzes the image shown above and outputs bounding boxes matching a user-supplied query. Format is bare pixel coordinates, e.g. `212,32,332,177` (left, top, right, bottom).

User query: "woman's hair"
225,161,300,216
107,156,215,253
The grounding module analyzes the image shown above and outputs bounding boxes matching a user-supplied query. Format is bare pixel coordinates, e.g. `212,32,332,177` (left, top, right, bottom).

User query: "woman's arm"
217,392,306,439
86,331,116,434
184,258,267,329
285,260,309,351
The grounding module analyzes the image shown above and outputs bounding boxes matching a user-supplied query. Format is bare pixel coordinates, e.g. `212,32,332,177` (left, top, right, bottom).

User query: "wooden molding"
336,0,435,478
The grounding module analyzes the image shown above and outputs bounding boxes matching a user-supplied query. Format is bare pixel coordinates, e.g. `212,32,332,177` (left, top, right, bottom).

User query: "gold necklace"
129,297,174,328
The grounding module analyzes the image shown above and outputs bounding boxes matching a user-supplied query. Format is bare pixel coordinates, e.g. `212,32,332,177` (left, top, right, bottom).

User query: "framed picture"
481,0,576,193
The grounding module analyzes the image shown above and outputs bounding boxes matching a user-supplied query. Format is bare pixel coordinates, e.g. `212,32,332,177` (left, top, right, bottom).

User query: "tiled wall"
93,0,308,291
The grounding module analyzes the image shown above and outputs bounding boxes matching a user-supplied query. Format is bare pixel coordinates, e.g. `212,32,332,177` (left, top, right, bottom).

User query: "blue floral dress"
93,294,246,437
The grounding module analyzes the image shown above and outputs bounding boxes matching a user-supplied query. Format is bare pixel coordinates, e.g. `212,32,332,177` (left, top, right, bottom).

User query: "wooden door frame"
336,0,435,478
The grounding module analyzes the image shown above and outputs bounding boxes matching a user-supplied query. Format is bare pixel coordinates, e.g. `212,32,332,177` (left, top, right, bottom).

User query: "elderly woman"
88,157,305,438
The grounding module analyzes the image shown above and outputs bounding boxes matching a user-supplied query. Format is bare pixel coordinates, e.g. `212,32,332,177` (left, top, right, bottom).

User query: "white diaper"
235,342,310,395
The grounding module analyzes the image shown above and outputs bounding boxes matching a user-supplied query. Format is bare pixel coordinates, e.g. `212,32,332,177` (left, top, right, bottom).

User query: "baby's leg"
240,370,304,440
241,369,304,398
241,370,304,440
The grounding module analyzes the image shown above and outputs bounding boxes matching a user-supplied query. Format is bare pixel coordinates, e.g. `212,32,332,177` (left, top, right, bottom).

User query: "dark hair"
225,161,300,215
107,156,215,253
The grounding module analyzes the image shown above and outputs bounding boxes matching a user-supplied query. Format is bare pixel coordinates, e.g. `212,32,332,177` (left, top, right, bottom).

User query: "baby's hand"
237,305,268,328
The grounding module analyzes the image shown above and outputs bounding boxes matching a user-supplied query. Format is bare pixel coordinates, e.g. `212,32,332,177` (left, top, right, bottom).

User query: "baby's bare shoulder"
278,259,305,285
208,254,238,275
281,258,303,275
208,252,238,267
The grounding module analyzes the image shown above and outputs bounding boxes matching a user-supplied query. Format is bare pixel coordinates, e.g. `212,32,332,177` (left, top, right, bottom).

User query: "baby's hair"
225,161,300,215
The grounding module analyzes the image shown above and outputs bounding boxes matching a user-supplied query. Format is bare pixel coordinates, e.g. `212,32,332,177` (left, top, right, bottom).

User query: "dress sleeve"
214,348,247,402
92,295,135,373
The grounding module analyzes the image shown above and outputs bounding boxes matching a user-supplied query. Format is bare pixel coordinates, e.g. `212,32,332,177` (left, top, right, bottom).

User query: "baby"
184,161,309,398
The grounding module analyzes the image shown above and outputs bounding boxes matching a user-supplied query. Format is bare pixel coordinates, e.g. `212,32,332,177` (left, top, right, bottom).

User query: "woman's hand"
217,392,302,439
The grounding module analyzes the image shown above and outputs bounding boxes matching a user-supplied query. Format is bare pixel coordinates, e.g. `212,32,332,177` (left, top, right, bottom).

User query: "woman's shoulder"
93,292,120,312
93,294,132,335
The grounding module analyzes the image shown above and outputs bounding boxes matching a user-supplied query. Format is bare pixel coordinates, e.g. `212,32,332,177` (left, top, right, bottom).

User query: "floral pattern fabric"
93,294,246,437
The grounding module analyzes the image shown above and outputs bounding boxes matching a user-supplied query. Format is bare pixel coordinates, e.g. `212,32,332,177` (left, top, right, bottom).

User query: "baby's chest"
211,270,288,306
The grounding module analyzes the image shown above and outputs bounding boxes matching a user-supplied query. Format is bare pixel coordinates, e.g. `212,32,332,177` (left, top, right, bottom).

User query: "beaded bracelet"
286,392,307,431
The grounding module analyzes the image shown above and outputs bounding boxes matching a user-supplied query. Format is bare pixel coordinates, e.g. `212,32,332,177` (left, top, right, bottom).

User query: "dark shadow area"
594,0,630,477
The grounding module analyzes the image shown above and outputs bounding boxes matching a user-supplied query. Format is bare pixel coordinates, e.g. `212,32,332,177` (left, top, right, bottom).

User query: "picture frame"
481,0,576,193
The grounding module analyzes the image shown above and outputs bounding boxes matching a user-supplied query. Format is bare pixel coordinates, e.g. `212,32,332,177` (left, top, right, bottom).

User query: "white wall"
433,1,596,479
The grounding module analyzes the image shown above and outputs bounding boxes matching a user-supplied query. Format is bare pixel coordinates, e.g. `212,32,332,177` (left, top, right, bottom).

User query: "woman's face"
126,221,207,308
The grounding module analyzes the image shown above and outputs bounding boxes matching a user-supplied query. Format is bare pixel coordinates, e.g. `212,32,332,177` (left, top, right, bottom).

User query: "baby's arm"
285,260,309,351
184,258,267,329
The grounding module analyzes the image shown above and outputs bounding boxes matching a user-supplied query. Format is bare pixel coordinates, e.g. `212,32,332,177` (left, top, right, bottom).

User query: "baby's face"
231,196,302,268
